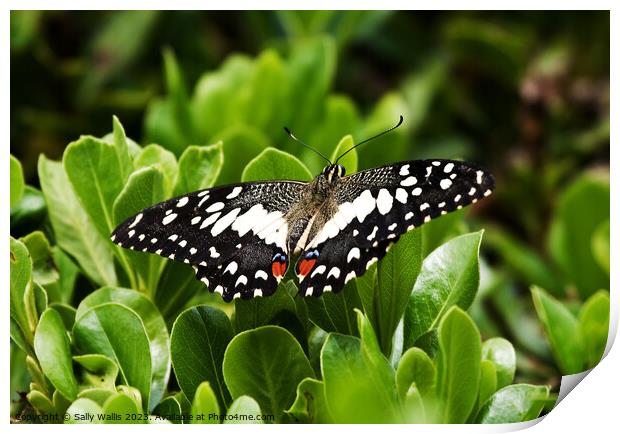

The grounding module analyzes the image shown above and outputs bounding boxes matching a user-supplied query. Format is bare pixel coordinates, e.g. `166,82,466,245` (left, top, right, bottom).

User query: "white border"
3,3,616,433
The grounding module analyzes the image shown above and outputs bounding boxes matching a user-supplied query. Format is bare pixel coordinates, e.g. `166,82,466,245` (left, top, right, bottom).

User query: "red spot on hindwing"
297,258,316,278
272,261,287,278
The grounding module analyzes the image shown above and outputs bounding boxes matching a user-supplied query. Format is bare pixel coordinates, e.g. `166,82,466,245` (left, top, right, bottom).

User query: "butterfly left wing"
296,159,495,296
111,181,305,301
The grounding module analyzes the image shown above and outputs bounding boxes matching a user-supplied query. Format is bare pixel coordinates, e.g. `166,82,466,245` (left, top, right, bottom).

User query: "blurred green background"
11,10,610,390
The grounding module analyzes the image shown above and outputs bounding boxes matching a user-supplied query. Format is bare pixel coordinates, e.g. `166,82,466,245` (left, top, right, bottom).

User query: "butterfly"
111,117,495,302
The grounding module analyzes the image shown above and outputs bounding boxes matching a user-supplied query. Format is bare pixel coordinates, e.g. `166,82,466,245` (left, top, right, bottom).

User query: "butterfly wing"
111,181,305,301
296,159,495,296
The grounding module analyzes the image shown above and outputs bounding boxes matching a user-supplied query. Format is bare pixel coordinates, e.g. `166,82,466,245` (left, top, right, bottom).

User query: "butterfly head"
322,164,346,183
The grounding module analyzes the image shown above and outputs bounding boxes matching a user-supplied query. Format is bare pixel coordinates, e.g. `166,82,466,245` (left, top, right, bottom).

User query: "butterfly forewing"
296,159,494,297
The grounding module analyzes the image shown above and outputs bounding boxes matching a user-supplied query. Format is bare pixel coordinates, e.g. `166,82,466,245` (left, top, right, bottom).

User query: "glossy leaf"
74,354,119,390
396,347,436,399
476,384,550,423
305,279,361,336
73,303,152,410
112,167,166,292
65,398,104,424
358,228,422,356
10,236,32,344
578,290,610,368
548,173,610,298
531,286,585,374
436,306,481,423
174,143,223,195
38,155,117,286
477,360,498,417
171,305,233,408
481,337,516,389
234,281,298,332
223,326,313,421
286,378,331,423
34,308,79,400
103,393,143,424
154,395,184,424
242,147,313,182
111,116,133,183
226,396,263,424
134,144,178,196
592,220,610,275
403,384,427,423
77,287,170,409
329,135,358,175
10,154,24,208
215,126,269,185
63,135,128,238
404,231,483,348
191,382,220,424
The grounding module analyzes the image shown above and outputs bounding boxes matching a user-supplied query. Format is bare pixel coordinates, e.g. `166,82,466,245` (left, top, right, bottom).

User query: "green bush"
9,35,609,424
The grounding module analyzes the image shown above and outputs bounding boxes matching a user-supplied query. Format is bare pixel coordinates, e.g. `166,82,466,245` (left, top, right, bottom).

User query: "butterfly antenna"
335,115,404,164
284,127,332,165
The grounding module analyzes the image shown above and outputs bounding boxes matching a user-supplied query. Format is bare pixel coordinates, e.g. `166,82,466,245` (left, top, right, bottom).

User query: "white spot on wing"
177,197,189,207
128,230,135,238
209,247,220,258
254,289,263,297
226,186,243,199
476,170,484,184
454,194,462,202
412,187,422,196
200,212,221,229
395,188,408,204
444,163,454,173
162,213,177,225
190,247,197,255
388,223,397,231
405,212,414,220
327,267,341,280
255,270,268,280
178,240,187,248
311,265,326,278
399,164,410,176
235,275,248,287
367,226,379,241
420,203,430,211
138,234,145,241
401,176,417,186
376,189,393,215
168,234,178,241
469,187,477,196
211,208,241,236
345,271,356,283
206,202,224,213
440,179,452,190
129,213,143,228
191,216,202,225
324,285,332,293
353,190,375,223
224,261,238,275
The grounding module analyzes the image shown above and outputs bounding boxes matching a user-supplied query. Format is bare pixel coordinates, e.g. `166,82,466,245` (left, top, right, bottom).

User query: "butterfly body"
111,158,494,302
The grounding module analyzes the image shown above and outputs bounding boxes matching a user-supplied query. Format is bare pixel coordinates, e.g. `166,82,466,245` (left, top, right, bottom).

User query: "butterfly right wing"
111,181,306,300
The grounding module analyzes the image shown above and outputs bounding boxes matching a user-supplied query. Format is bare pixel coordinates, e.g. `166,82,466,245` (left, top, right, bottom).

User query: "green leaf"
421,209,466,257
103,393,143,424
226,396,263,424
78,389,116,408
65,398,104,424
76,287,170,409
155,260,203,323
38,155,117,286
50,247,80,304
154,395,184,424
63,135,127,238
403,384,427,423
34,308,79,400
396,347,436,400
192,55,254,140
242,147,313,182
174,143,223,195
213,126,269,184
191,382,220,424
578,290,610,369
10,154,25,208
27,390,56,416
476,384,550,423
73,303,152,410
24,281,48,332
223,326,313,421
592,220,610,275
21,231,58,289
134,144,178,196
481,337,516,389
49,303,77,330
355,229,422,356
436,306,481,423
304,279,361,336
112,167,166,292
10,185,47,232
111,116,133,183
74,354,119,390
548,172,610,298
10,236,32,345
285,378,331,423
171,305,233,409
321,333,398,423
531,286,585,374
476,360,497,418
240,49,288,134
404,231,483,348
233,281,298,332
329,135,358,175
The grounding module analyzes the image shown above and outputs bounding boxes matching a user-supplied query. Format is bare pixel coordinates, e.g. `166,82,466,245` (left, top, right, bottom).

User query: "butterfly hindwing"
297,159,494,296
111,181,304,299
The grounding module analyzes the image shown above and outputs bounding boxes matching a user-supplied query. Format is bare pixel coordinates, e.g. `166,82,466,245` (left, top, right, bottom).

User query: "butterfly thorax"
287,164,345,254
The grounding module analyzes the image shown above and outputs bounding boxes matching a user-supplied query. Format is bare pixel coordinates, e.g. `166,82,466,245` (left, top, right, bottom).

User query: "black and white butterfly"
111,118,495,302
